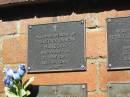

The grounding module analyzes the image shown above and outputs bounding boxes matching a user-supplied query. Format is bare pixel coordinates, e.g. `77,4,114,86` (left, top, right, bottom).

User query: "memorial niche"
28,21,86,72
107,16,130,70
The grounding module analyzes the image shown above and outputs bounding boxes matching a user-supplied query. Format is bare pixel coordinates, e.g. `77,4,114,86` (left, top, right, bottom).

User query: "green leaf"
23,77,34,89
12,83,19,95
20,89,26,97
26,90,31,96
6,93,19,97
4,87,19,97
9,86,17,95
4,87,9,94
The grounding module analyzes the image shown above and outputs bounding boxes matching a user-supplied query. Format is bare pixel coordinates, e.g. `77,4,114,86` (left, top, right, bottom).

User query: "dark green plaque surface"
28,21,86,72
29,84,87,97
107,16,130,70
108,83,130,97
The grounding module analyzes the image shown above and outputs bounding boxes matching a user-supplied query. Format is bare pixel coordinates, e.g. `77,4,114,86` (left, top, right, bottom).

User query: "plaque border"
107,16,130,70
33,83,87,88
27,20,86,73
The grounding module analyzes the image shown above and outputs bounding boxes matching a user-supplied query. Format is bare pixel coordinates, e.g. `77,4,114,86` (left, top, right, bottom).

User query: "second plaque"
107,16,130,70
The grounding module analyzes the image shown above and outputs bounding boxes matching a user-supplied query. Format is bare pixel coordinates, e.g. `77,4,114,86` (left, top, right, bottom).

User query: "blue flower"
4,68,13,78
18,69,26,77
18,64,26,77
19,64,26,70
4,76,13,87
13,70,20,80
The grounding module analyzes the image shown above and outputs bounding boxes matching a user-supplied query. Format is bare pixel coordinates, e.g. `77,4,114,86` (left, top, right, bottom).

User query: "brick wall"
0,1,130,97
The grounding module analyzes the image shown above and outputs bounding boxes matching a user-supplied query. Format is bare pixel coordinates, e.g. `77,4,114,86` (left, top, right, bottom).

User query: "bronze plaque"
28,21,86,72
107,16,130,70
29,84,87,97
108,83,130,97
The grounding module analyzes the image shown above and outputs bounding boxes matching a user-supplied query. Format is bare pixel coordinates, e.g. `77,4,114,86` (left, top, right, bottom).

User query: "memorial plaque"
107,16,130,70
29,84,87,97
108,83,130,97
28,21,86,72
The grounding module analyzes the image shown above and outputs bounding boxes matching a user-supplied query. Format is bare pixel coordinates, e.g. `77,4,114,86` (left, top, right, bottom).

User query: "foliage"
3,64,34,97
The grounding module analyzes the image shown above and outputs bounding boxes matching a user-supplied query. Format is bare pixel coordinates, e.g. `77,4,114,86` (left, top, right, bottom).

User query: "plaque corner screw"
81,85,86,89
109,85,112,89
28,67,31,70
81,65,85,69
81,21,84,24
29,26,32,29
107,18,111,22
108,64,112,68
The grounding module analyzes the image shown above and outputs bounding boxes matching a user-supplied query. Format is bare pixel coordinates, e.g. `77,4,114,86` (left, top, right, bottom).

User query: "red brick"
24,64,96,91
117,10,130,17
99,62,130,91
86,31,107,57
0,21,17,36
57,13,97,28
0,68,4,93
108,70,130,83
2,35,27,64
99,62,108,91
88,92,106,97
20,17,53,33
98,10,130,27
98,10,118,27
20,13,97,34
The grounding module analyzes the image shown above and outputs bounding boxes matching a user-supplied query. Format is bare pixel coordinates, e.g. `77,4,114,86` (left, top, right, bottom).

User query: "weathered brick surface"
24,63,96,91
99,62,108,91
0,69,4,93
98,10,117,27
86,31,107,57
2,35,27,64
98,10,130,27
19,17,53,33
88,92,106,97
20,13,97,34
117,10,130,17
0,21,17,36
57,13,97,28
